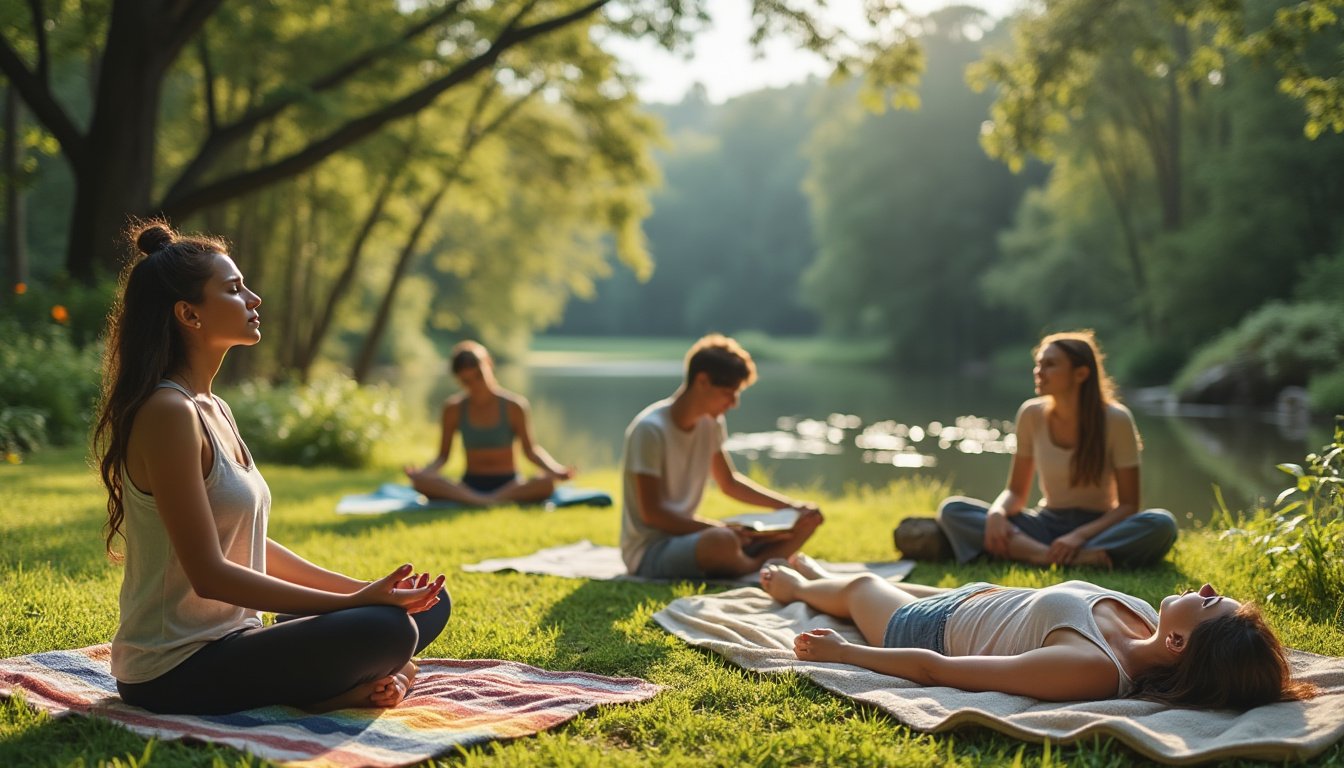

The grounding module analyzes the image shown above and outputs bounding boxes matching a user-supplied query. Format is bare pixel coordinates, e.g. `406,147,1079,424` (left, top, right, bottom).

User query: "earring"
195,322,201,328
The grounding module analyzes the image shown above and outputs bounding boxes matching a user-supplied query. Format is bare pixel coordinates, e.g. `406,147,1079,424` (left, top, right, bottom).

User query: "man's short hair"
685,334,757,388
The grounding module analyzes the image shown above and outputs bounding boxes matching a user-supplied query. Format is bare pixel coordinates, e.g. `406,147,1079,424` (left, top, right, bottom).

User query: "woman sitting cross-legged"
936,330,1177,568
95,221,451,715
759,556,1317,708
405,340,574,507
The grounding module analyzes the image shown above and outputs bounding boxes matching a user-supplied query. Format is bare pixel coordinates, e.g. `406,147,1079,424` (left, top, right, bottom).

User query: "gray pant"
936,496,1178,568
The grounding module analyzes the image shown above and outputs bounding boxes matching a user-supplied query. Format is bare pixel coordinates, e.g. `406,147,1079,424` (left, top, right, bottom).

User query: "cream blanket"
462,540,913,584
653,587,1344,763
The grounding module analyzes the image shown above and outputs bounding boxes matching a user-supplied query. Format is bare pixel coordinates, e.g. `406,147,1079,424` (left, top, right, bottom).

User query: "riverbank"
2,448,1342,766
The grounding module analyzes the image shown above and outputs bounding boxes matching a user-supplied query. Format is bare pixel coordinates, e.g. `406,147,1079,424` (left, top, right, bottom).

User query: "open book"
723,508,800,533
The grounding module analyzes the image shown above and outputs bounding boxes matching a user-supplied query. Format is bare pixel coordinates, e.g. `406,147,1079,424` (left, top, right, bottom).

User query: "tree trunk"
294,155,409,381
352,180,452,383
65,6,169,281
4,86,28,296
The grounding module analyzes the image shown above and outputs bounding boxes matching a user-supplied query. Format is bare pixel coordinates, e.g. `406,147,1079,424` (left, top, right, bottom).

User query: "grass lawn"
2,447,1342,767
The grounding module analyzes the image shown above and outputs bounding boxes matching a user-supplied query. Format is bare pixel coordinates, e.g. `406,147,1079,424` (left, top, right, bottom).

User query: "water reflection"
388,354,1330,527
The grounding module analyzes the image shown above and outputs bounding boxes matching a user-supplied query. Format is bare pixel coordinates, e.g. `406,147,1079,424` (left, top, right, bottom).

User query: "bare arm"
984,443,1035,557
411,401,458,475
265,539,367,593
1047,466,1140,563
710,450,815,511
797,629,1118,701
136,395,440,615
632,472,721,535
510,397,573,479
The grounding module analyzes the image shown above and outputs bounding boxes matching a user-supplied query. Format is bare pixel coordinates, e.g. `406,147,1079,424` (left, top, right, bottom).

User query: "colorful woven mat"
1,644,660,767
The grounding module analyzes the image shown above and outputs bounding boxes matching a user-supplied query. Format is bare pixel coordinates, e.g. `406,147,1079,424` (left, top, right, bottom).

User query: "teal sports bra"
458,397,514,450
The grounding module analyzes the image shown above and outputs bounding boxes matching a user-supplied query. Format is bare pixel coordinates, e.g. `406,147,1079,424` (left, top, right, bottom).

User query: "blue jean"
936,496,1177,568
883,582,994,652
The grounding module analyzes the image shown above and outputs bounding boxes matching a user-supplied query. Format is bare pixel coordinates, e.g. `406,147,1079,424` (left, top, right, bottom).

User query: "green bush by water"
1172,301,1344,404
223,376,401,468
1214,419,1344,625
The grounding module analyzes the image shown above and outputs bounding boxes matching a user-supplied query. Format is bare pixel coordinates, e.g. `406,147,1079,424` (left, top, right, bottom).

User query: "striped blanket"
0,644,661,767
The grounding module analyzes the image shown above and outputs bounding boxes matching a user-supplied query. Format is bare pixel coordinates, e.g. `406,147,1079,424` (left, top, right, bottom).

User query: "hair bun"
135,224,175,255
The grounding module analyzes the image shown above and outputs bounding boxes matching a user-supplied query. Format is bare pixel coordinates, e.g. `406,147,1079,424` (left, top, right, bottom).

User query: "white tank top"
111,381,270,683
944,580,1158,697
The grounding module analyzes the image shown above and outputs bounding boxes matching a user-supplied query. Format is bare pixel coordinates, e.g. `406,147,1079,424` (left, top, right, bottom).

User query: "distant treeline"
558,5,1344,385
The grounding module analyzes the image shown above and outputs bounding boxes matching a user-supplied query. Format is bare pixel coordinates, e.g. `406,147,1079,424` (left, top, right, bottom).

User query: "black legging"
117,589,451,714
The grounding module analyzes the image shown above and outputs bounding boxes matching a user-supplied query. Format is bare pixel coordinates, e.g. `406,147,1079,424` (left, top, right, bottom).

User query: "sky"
607,0,1024,104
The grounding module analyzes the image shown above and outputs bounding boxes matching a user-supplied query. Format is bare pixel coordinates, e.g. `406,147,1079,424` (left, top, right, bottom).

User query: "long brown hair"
1036,330,1119,487
92,220,228,558
1132,603,1318,709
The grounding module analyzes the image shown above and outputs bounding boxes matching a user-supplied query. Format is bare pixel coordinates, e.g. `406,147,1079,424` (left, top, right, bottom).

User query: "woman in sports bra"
405,340,575,506
757,556,1316,709
94,221,451,714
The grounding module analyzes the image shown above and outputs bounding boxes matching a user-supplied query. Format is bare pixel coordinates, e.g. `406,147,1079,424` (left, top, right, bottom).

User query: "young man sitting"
620,334,824,579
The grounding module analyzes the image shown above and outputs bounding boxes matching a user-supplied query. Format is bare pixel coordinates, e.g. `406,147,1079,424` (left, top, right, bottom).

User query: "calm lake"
399,348,1331,527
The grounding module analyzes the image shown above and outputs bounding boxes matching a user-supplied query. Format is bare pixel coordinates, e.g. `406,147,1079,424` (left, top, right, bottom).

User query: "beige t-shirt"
619,399,725,572
944,580,1158,697
1015,398,1141,512
111,384,270,683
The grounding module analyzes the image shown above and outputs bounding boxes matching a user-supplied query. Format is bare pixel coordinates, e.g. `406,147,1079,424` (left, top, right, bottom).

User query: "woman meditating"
95,221,451,715
405,340,575,506
936,331,1177,568
761,557,1316,708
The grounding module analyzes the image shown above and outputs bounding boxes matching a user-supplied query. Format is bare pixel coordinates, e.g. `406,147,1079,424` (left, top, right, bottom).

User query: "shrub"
1,277,116,347
1307,367,1344,417
1172,301,1344,404
222,376,401,468
0,322,102,454
1215,419,1344,623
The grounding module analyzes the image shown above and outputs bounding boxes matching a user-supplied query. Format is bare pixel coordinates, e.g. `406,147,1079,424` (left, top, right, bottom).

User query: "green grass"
2,448,1343,767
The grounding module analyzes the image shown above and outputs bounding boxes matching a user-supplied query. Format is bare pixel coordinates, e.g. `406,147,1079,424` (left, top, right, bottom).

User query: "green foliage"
222,377,401,468
1308,367,1344,416
803,10,1040,366
1172,302,1344,402
0,322,101,456
1215,421,1344,624
0,278,116,347
558,81,826,338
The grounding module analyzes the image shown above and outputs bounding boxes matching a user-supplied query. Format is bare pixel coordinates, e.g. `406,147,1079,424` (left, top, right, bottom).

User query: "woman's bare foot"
759,564,808,603
398,660,419,691
1073,548,1113,568
306,674,407,712
786,552,832,579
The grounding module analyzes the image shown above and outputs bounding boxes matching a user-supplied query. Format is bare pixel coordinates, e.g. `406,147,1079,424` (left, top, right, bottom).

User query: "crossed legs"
693,511,824,578
405,470,555,507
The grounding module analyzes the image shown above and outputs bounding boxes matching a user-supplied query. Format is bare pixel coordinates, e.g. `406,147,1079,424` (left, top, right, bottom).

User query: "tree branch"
160,0,223,70
26,0,48,84
160,0,609,218
163,0,469,202
197,32,219,133
0,34,84,166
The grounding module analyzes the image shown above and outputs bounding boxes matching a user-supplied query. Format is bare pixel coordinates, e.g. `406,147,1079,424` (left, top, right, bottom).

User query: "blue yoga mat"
336,483,612,515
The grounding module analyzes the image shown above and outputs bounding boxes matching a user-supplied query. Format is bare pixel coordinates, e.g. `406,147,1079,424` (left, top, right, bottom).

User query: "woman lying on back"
762,556,1316,709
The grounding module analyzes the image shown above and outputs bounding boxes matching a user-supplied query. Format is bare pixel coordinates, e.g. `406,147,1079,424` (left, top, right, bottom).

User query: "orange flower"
51,305,69,324
13,282,26,295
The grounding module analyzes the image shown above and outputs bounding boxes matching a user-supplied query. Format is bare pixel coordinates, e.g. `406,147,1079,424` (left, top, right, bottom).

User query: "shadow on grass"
535,578,686,678
0,701,251,768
